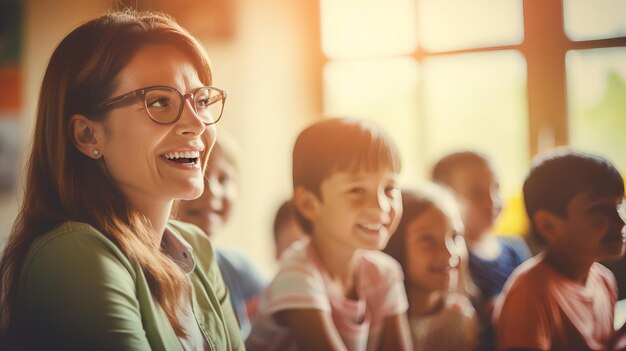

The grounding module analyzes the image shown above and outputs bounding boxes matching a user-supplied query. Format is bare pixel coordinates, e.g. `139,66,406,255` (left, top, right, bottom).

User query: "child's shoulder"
359,250,404,281
502,255,549,290
274,241,319,277
590,262,618,291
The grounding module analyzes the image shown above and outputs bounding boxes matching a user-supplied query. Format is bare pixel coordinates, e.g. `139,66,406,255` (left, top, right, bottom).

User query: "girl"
385,185,478,351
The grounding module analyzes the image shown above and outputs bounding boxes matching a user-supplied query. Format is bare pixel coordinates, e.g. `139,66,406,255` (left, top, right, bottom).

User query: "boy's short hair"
523,148,624,243
431,150,492,187
292,117,401,233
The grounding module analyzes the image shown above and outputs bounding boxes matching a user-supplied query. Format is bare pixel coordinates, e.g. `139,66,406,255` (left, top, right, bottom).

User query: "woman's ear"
293,186,320,222
533,209,564,244
68,114,103,159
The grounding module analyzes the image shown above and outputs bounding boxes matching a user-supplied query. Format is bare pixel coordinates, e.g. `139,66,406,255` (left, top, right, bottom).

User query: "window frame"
317,0,626,158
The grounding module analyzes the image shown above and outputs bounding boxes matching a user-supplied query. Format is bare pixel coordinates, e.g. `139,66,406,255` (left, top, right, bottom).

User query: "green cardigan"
15,220,245,350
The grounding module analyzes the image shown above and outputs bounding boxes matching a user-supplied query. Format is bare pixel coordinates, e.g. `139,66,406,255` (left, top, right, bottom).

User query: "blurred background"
0,0,624,275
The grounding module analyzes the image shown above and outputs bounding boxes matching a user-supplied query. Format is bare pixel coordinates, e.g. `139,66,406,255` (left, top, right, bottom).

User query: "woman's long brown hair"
0,10,212,340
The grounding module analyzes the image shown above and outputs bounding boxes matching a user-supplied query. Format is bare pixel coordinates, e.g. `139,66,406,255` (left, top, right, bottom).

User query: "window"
320,0,626,191
567,48,626,173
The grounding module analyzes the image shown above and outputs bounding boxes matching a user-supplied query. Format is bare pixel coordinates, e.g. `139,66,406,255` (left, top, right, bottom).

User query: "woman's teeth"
162,150,200,160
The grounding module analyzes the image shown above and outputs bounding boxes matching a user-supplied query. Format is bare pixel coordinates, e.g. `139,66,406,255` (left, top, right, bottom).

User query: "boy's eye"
590,204,617,217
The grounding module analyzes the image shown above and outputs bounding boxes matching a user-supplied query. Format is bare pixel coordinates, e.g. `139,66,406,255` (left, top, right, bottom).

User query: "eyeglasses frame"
90,85,227,125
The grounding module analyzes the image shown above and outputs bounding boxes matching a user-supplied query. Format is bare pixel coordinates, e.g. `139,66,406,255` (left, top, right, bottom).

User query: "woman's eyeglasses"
91,85,227,125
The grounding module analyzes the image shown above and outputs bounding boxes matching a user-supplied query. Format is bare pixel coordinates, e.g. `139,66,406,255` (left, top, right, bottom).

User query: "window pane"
422,51,528,197
321,0,418,59
323,58,421,185
564,0,626,41
567,48,626,173
417,0,524,52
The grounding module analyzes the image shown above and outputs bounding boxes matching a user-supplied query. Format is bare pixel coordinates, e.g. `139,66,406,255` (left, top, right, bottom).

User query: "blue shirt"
216,248,267,340
468,236,531,300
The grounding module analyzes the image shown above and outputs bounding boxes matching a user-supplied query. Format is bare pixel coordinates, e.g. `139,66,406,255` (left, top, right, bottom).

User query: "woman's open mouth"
160,151,200,166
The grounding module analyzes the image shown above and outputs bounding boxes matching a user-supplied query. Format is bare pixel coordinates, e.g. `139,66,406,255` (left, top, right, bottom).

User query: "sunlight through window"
564,0,626,40
323,58,421,185
422,51,528,196
417,0,524,52
321,0,417,59
567,48,626,173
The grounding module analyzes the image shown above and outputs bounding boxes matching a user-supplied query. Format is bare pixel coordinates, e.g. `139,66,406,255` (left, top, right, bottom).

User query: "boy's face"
447,163,502,240
552,192,626,262
178,149,238,237
308,167,402,251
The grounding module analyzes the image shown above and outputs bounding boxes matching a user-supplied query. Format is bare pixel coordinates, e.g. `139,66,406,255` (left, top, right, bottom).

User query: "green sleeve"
19,230,152,351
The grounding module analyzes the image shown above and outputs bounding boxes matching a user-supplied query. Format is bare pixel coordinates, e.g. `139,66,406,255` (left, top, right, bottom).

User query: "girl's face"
178,148,238,237
95,44,215,209
405,206,462,292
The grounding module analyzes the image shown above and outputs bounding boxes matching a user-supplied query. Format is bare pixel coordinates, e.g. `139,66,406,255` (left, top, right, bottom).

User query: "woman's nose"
175,99,206,136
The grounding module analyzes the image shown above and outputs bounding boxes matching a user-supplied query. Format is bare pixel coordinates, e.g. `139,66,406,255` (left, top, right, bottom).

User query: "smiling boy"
247,118,412,351
493,149,626,351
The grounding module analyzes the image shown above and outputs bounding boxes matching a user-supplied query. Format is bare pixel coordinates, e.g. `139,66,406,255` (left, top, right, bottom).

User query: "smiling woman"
0,10,243,351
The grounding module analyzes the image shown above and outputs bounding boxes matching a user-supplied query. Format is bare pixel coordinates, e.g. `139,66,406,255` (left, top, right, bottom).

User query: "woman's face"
96,44,215,209
177,148,238,237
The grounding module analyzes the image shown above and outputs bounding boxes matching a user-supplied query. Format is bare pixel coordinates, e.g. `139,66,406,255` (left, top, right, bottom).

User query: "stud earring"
92,149,100,156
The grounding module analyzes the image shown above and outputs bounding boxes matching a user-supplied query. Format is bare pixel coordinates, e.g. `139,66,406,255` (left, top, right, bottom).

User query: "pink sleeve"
367,255,409,317
493,278,552,351
265,265,331,315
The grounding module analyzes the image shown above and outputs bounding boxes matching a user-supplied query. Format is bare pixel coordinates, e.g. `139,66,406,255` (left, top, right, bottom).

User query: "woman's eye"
196,95,217,109
196,97,211,108
148,97,171,108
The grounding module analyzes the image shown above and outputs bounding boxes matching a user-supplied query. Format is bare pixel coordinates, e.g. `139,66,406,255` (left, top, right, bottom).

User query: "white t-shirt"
247,242,408,351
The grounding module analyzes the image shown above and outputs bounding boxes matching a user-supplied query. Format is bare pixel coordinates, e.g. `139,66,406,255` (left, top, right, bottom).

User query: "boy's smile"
308,168,402,252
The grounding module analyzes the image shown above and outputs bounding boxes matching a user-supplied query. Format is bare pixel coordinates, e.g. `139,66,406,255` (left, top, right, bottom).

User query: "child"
177,136,266,340
273,199,308,260
432,152,530,307
493,149,626,350
247,118,412,351
384,186,478,351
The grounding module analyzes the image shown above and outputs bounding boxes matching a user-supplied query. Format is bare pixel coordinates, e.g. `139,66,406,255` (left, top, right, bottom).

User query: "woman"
0,10,244,351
